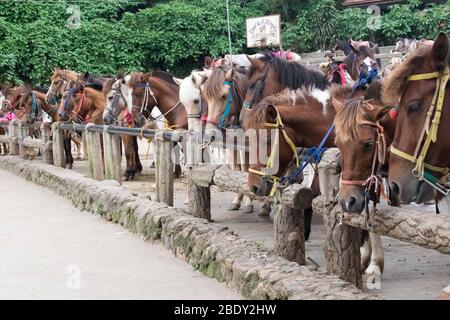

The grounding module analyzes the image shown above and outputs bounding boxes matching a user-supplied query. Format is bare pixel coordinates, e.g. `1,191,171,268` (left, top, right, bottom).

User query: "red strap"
124,109,133,125
339,64,347,86
200,115,208,122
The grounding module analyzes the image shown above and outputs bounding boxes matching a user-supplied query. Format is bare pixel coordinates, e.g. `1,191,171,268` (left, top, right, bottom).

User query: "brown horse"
45,69,80,104
57,80,105,168
123,71,187,178
243,53,329,111
383,33,450,205
326,43,378,86
334,93,396,276
16,90,59,124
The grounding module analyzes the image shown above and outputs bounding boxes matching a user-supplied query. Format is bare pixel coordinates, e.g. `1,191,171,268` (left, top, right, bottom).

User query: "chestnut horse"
121,71,187,178
334,93,397,276
244,83,387,271
58,80,105,168
383,33,450,208
45,69,80,104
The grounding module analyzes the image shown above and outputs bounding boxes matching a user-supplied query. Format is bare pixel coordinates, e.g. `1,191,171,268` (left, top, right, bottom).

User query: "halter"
109,82,130,124
340,119,387,207
218,81,233,129
248,107,299,196
390,66,450,195
134,82,183,125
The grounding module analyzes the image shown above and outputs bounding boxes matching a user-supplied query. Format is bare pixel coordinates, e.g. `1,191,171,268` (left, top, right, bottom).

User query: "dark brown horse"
243,53,328,112
383,33,450,205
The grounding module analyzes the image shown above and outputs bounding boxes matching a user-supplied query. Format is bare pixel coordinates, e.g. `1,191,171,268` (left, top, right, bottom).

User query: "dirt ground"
13,138,450,300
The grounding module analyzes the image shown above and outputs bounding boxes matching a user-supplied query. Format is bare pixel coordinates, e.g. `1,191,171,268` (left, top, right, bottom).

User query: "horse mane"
203,65,230,101
244,87,327,130
102,78,117,96
336,39,352,55
334,81,384,144
248,52,329,90
203,65,248,105
382,44,434,105
152,70,178,86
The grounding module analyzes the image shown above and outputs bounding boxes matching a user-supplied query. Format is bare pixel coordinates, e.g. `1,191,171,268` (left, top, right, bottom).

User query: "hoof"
258,205,271,217
66,163,73,170
227,203,240,211
242,205,254,214
364,263,382,278
174,165,182,179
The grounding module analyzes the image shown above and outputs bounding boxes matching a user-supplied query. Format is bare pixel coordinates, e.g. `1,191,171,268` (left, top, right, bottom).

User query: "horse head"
384,32,450,203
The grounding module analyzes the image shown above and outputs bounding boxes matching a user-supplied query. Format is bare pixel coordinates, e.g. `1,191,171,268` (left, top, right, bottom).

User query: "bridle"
132,82,183,125
340,117,388,208
108,81,130,125
390,66,450,195
248,106,299,196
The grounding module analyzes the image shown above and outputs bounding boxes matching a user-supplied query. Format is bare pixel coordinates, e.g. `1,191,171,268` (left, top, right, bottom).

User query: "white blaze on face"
123,74,134,114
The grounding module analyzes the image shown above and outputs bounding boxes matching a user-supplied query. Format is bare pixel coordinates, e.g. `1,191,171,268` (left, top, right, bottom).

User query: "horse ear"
173,77,183,86
247,55,265,71
430,33,449,66
368,104,390,122
225,68,234,81
266,104,278,123
350,44,359,54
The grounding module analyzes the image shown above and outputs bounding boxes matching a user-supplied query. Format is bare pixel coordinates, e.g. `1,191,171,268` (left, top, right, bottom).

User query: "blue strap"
281,123,335,185
31,92,39,117
219,81,233,129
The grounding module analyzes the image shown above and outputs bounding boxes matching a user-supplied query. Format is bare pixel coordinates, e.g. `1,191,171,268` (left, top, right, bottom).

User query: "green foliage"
1,0,450,85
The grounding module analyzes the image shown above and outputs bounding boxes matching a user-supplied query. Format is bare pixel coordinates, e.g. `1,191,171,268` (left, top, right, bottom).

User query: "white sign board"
246,14,281,48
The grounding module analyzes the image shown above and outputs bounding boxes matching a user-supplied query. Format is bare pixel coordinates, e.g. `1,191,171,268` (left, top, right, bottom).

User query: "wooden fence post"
317,149,362,289
155,130,174,206
52,122,66,168
188,166,212,221
102,126,122,184
274,184,314,265
85,125,104,180
8,120,19,156
186,115,211,220
17,121,30,160
40,123,53,165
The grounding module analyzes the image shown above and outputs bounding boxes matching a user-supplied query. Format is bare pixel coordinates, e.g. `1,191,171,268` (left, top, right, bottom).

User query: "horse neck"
149,78,186,128
231,73,248,118
278,101,336,148
81,88,105,124
342,52,358,80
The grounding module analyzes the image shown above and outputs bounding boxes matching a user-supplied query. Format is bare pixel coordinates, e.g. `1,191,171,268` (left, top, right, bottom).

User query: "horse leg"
63,136,73,169
228,192,243,211
365,232,384,276
173,142,182,179
242,196,254,213
258,200,272,217
304,207,313,241
133,136,143,174
360,230,372,272
122,135,132,181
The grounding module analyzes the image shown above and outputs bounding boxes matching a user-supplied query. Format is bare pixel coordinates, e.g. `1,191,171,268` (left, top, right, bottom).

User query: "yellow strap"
408,71,441,81
248,168,279,196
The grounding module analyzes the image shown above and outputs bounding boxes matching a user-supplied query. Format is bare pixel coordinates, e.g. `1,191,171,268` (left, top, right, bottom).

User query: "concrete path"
0,169,239,300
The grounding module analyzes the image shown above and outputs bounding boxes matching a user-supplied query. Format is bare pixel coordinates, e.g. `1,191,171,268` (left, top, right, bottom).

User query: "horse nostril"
251,185,260,194
348,196,357,209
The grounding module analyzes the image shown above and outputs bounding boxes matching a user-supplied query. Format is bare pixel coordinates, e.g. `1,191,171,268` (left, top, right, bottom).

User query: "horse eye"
193,98,200,104
364,141,375,149
108,96,113,101
222,93,228,100
408,102,421,113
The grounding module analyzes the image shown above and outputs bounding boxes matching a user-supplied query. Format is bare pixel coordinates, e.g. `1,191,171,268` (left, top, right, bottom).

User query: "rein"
243,64,269,110
248,107,300,196
218,81,233,129
390,66,450,195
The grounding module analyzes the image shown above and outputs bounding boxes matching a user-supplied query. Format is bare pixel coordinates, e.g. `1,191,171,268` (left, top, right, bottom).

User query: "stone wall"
0,155,377,300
